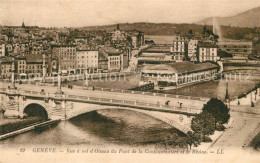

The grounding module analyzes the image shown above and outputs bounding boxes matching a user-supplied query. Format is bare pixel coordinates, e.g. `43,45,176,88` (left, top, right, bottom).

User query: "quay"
0,119,60,140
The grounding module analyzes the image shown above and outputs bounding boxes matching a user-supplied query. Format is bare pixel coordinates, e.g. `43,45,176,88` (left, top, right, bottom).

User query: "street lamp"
10,61,16,90
42,53,46,83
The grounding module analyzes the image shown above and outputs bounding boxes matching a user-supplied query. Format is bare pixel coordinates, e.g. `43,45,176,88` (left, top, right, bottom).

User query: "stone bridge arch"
20,101,49,119
66,102,192,134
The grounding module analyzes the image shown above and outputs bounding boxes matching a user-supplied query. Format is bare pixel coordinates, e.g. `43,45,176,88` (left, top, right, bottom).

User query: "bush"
250,132,260,151
203,136,212,142
216,124,226,131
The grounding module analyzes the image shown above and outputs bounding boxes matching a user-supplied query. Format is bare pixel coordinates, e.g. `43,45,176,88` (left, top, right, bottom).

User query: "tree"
188,29,193,35
185,131,201,150
202,98,230,129
202,25,208,36
161,133,188,149
191,112,215,142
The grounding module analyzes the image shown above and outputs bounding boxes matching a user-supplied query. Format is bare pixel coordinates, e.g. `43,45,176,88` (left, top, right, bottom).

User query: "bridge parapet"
0,88,202,116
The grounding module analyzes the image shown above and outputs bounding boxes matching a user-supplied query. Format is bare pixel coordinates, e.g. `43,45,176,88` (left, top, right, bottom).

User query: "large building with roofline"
140,61,219,90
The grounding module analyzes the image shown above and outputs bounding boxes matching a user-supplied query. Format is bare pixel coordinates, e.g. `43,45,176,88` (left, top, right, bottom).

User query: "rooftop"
167,61,218,74
198,42,218,48
25,54,43,63
142,62,218,74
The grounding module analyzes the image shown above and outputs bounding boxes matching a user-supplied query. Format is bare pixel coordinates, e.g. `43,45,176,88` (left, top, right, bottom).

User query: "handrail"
0,89,200,114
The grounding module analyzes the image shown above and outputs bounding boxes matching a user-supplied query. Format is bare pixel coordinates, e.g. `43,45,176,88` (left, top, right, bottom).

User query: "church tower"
22,20,25,28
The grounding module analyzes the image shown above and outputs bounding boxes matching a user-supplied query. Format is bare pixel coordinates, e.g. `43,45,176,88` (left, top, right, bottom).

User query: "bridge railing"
0,88,201,114
89,86,209,102
63,94,200,114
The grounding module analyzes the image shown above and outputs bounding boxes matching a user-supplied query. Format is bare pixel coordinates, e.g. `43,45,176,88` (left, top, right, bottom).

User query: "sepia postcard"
0,0,260,162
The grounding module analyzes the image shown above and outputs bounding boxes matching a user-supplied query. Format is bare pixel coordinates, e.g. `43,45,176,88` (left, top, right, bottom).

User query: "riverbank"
0,116,45,136
0,110,46,136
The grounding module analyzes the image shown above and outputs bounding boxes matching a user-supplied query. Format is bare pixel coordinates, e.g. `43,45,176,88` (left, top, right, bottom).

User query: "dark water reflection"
0,110,181,148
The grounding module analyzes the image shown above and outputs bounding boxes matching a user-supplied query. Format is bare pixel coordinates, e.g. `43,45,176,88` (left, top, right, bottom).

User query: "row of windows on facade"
109,57,120,60
77,64,97,68
201,48,216,51
18,65,43,69
201,52,216,56
225,49,248,52
77,60,97,64
222,45,250,48
59,49,76,52
110,61,120,65
60,66,75,69
77,55,97,59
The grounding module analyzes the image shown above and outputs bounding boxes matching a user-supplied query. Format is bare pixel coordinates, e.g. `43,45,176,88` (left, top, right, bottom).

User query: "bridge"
0,81,208,133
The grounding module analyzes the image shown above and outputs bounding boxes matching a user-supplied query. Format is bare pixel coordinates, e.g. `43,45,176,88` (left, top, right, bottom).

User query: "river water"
0,110,181,148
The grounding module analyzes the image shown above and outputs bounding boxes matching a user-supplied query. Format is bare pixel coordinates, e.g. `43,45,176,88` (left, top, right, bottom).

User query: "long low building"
217,39,253,60
140,61,220,90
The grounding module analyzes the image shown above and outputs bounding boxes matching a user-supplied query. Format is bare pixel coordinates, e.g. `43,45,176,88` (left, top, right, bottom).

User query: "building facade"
76,50,98,74
25,54,45,75
140,62,219,90
197,42,218,62
0,57,14,79
15,56,26,74
98,47,128,72
188,39,199,61
217,39,253,60
0,44,6,57
172,35,188,62
52,45,77,73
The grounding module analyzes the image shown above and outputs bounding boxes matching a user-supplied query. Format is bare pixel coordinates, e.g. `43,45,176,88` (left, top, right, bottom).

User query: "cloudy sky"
0,0,260,27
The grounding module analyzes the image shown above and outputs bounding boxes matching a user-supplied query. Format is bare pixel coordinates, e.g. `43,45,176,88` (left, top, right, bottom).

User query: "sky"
0,0,260,27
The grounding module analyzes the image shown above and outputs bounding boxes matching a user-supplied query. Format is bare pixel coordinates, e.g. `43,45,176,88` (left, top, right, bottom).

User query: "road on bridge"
0,82,206,110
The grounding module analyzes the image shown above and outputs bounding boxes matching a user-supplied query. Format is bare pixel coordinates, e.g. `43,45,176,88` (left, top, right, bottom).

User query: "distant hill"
79,22,206,35
196,6,260,28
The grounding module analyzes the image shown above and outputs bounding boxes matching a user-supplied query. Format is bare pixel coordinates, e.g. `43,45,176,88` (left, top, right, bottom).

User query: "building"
52,45,77,74
98,47,129,72
172,35,188,61
109,24,127,47
15,55,26,74
0,44,6,57
5,43,13,55
217,39,253,60
31,44,43,54
188,39,199,61
25,54,45,75
140,61,219,90
0,57,14,79
74,36,89,46
197,42,218,62
138,45,170,62
76,50,98,74
98,48,108,73
128,30,145,49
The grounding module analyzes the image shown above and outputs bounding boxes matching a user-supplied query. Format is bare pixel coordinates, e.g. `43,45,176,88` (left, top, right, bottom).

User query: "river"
0,110,181,148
